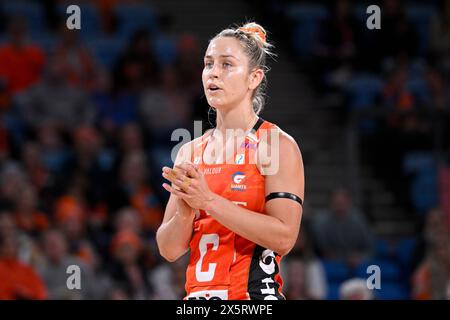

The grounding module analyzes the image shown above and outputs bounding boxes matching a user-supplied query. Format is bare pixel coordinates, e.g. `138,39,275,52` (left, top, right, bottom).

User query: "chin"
207,98,226,110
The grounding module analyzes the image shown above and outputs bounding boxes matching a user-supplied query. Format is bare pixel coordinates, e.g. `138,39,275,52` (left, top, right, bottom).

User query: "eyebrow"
204,54,239,60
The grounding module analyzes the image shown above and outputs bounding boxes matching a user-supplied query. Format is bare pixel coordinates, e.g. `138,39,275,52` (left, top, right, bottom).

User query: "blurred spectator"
52,25,99,91
0,227,47,299
423,208,449,247
108,151,163,235
0,209,42,266
118,122,145,156
96,0,122,34
92,88,139,133
38,228,98,299
113,207,142,234
20,142,51,193
17,59,95,131
382,65,414,112
108,229,152,299
0,161,28,207
423,66,448,110
54,195,98,268
430,0,450,77
315,0,360,88
66,126,114,207
139,66,193,143
412,233,450,299
13,184,49,237
112,28,160,92
412,207,450,299
175,33,203,93
376,0,419,63
283,220,327,300
112,206,159,272
150,254,189,300
339,278,373,300
0,17,45,97
311,188,374,265
35,124,70,176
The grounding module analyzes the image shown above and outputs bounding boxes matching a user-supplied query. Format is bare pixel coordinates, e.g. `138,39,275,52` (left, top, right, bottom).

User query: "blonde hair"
211,22,276,115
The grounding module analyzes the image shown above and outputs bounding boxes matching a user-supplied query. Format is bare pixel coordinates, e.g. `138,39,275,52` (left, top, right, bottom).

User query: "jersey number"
195,233,219,282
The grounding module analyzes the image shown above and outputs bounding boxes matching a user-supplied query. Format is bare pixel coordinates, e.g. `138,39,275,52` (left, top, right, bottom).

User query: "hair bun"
237,25,266,43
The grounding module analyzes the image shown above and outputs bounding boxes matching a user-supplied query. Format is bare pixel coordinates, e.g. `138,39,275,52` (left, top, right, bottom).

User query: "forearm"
204,194,295,255
156,211,194,262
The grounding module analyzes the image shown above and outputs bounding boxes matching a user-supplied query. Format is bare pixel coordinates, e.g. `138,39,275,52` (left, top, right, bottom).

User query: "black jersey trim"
250,117,264,134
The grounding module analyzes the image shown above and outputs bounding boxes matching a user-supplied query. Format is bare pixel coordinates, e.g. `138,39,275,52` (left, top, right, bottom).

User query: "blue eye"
223,62,231,68
205,62,213,68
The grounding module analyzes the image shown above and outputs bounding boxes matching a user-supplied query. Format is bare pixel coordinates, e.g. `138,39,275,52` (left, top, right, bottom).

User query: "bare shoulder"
279,128,302,162
257,125,303,175
175,129,214,165
259,125,302,160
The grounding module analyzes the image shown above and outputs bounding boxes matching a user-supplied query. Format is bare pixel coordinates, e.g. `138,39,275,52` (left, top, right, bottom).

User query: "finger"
181,177,193,191
162,171,188,191
162,183,190,199
162,167,184,180
163,170,194,193
162,166,172,173
175,162,200,179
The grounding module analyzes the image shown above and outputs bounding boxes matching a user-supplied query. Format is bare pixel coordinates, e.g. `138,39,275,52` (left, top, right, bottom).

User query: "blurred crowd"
0,0,206,300
258,0,450,300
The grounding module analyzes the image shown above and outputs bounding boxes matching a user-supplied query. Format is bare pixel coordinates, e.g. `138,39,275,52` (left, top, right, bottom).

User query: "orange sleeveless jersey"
184,118,285,300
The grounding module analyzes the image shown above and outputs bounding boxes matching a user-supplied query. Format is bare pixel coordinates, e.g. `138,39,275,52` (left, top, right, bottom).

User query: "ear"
248,69,264,90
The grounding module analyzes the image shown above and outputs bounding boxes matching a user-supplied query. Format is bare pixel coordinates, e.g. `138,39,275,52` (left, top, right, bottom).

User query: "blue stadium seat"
345,73,384,110
153,34,177,67
326,282,341,300
411,166,438,214
87,37,125,68
285,3,328,21
33,33,56,54
374,283,409,300
375,238,392,259
405,5,437,55
286,4,328,58
2,1,46,37
322,259,351,283
407,76,430,106
114,4,158,38
403,151,435,175
396,237,417,267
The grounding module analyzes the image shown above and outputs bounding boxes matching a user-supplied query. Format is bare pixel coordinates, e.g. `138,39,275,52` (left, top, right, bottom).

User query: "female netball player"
156,22,304,300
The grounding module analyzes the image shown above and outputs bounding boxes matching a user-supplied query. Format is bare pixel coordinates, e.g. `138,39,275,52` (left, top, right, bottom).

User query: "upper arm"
160,140,194,225
259,129,305,241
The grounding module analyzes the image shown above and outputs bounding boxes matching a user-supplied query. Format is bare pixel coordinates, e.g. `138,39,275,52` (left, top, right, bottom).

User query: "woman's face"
202,37,254,110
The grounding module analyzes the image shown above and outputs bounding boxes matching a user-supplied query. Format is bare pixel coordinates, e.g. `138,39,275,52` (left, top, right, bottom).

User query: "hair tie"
237,27,266,43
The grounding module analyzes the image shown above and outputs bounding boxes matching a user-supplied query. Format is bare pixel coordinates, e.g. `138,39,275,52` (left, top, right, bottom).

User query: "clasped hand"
162,161,216,211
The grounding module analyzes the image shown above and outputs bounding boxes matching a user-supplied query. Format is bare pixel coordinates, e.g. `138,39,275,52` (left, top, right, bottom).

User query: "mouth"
207,84,222,92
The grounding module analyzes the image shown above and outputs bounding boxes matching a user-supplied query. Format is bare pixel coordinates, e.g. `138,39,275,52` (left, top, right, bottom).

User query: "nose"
208,63,220,79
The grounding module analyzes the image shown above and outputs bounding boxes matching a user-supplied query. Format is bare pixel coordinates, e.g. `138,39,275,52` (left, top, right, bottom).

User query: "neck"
215,102,258,137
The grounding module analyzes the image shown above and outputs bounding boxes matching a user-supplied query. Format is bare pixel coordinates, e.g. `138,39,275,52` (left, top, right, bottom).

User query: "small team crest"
193,156,201,164
235,153,245,164
231,171,247,191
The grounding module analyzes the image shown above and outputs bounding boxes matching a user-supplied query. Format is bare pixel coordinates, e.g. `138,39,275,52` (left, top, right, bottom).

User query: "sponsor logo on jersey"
240,141,257,150
235,153,245,164
203,167,222,175
231,171,247,191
